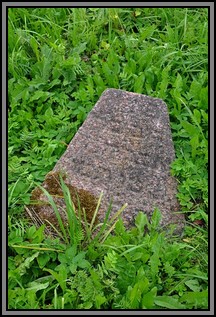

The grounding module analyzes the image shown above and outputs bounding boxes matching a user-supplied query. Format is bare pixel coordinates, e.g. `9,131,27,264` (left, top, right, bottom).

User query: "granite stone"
30,88,185,234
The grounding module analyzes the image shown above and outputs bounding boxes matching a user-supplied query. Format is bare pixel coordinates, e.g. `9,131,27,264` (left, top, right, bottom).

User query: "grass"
7,7,208,309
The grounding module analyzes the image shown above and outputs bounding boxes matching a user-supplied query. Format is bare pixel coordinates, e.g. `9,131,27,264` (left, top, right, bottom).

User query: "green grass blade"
38,185,69,244
89,191,104,232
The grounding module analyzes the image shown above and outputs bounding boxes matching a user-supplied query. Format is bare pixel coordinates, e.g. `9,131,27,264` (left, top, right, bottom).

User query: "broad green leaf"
79,301,93,309
62,54,81,67
200,109,208,123
173,73,183,90
65,245,77,261
164,262,175,277
102,62,114,86
199,87,208,110
93,73,106,94
101,41,110,50
145,69,154,84
45,107,54,117
150,208,161,229
180,290,208,308
17,252,39,276
30,37,40,61
95,294,107,309
126,58,136,74
140,25,156,40
77,258,91,269
43,143,57,158
43,267,67,292
190,134,199,158
130,251,145,261
29,91,50,103
135,211,149,235
58,253,67,264
135,9,142,17
181,121,200,137
107,49,120,74
73,251,86,264
127,284,140,308
184,279,201,292
9,179,28,196
37,253,50,268
193,109,201,124
134,73,145,93
142,287,157,309
136,278,149,294
26,281,49,291
73,42,87,55
154,295,186,309
159,66,170,98
166,25,175,42
189,80,202,100
149,252,160,277
48,78,61,88
31,224,45,243
69,263,77,274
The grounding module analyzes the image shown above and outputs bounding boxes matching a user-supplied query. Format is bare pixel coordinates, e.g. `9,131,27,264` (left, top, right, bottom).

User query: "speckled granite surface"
32,89,185,234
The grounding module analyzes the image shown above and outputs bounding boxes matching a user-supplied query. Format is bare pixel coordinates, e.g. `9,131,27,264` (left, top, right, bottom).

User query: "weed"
8,7,208,310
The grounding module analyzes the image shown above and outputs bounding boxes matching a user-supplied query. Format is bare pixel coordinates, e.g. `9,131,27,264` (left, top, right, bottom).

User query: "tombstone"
29,88,185,235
